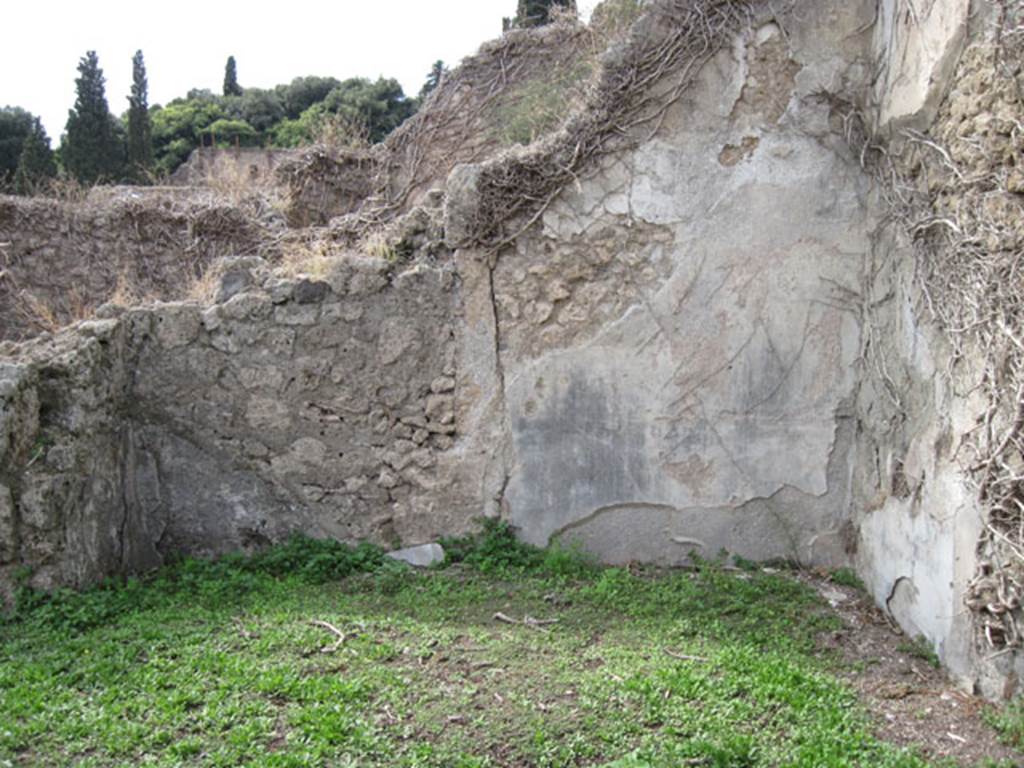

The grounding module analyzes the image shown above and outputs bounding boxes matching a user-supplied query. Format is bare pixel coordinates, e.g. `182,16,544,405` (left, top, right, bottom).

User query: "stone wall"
0,0,878,589
852,0,1024,699
448,0,876,567
0,254,487,599
0,0,1018,699
0,194,265,342
168,147,295,187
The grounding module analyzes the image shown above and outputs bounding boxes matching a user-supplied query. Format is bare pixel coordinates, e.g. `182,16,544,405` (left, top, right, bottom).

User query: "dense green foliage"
13,117,56,193
272,77,416,146
61,51,126,184
7,47,435,185
0,106,36,185
4,531,999,767
147,75,417,173
126,50,153,181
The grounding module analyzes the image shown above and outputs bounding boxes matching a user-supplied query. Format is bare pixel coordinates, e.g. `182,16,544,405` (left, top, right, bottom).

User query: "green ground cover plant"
0,528,1008,767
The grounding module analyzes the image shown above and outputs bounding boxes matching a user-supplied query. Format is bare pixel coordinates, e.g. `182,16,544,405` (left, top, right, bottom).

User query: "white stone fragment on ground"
818,585,849,608
385,543,445,568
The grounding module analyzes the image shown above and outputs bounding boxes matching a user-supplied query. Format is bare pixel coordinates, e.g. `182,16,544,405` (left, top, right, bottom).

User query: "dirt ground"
804,574,1023,766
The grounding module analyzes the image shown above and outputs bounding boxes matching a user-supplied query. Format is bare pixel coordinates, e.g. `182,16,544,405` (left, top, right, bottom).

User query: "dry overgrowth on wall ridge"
340,20,597,235
327,0,755,251
466,0,756,252
857,1,1024,651
0,190,283,340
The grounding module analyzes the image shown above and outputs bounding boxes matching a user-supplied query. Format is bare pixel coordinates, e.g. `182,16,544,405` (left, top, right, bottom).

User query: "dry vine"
319,0,755,252
465,0,755,252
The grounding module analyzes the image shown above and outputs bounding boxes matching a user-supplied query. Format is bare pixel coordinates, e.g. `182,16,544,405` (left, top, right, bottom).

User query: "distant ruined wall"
0,195,264,341
168,147,295,187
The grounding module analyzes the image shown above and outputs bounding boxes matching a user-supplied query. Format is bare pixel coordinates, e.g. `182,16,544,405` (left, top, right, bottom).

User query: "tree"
509,0,577,28
204,118,259,147
277,76,342,119
13,118,56,194
0,106,35,185
150,95,226,174
419,60,448,100
127,50,153,181
233,88,285,133
62,51,125,184
223,56,242,97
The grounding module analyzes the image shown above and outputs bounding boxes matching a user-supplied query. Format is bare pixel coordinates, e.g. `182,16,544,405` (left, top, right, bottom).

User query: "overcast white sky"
2,1,594,142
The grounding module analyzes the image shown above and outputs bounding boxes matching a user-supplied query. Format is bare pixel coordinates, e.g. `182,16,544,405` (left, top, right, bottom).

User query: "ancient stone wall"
0,254,487,598
168,147,295,187
853,0,1024,698
447,0,877,567
0,194,265,341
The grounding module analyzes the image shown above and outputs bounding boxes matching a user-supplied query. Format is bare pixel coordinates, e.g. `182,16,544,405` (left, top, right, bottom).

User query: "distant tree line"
1,51,443,193
0,0,579,194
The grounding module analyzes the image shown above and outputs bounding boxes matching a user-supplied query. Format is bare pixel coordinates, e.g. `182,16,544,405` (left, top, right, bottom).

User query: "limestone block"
267,279,295,304
274,304,320,326
386,543,445,568
221,292,273,321
154,304,201,349
293,280,329,304
444,164,483,248
216,269,254,304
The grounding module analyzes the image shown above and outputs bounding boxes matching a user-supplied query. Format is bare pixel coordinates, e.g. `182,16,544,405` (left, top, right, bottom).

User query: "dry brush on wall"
456,0,758,252
0,192,274,341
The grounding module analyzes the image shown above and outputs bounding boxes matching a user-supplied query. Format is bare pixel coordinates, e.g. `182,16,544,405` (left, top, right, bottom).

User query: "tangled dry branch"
467,0,755,252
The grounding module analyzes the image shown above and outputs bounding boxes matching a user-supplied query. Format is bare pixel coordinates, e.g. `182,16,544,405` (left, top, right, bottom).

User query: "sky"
1,1,593,142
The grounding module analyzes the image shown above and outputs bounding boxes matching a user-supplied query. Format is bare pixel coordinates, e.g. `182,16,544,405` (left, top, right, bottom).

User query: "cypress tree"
419,60,448,100
513,0,576,27
13,118,56,194
127,50,153,182
62,51,123,184
223,56,242,97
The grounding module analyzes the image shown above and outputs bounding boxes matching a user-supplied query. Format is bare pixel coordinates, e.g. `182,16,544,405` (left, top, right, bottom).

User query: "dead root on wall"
332,0,756,252
465,0,754,252
850,2,1024,652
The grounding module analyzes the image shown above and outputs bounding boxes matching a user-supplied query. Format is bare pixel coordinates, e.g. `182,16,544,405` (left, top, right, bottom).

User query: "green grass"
895,636,941,670
0,529,975,766
830,567,866,592
986,696,1024,751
